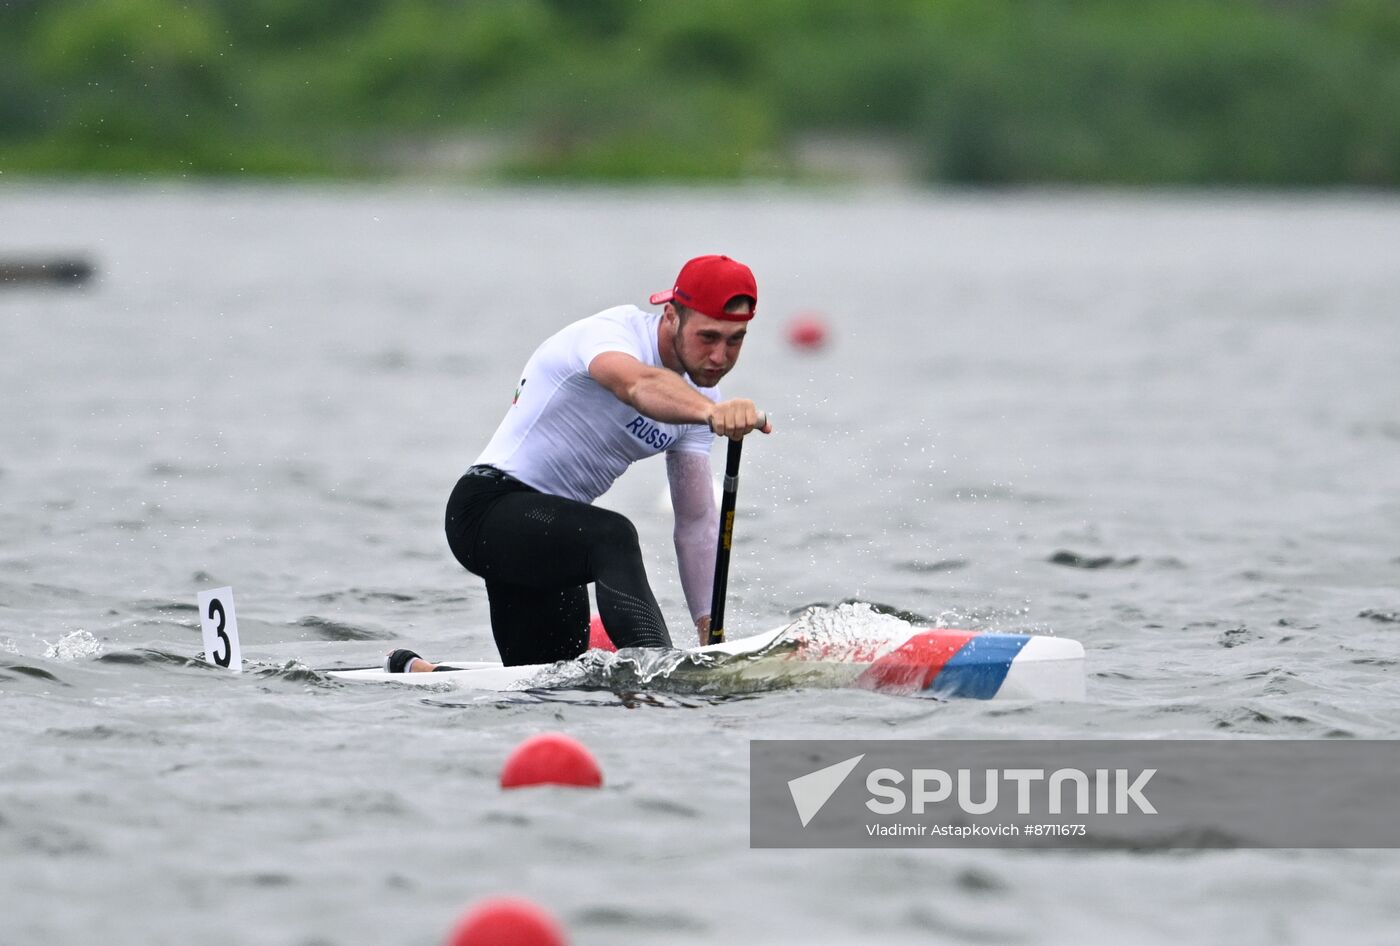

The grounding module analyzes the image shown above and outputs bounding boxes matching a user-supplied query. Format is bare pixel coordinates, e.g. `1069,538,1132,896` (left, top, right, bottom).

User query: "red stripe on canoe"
854,629,978,695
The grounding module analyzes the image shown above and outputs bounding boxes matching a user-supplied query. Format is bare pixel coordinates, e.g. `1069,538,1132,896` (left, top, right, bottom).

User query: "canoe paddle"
706,411,765,646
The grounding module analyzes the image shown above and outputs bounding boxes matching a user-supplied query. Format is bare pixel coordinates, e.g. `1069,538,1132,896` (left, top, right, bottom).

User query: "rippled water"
3,185,1400,945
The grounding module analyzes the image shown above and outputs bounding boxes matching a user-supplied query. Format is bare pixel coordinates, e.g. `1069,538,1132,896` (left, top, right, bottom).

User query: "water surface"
3,185,1399,945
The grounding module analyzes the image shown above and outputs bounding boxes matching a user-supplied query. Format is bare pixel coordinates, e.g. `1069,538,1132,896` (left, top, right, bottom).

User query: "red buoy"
500,733,603,789
445,897,567,946
785,312,830,351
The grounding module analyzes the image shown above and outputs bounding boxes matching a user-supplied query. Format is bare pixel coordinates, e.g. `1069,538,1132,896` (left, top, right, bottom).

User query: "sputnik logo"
787,754,864,827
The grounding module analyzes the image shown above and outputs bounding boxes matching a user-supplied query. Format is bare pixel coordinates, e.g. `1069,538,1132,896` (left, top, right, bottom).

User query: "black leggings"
445,468,672,666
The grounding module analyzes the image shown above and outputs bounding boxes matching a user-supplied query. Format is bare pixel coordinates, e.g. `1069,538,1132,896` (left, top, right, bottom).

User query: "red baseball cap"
649,254,757,322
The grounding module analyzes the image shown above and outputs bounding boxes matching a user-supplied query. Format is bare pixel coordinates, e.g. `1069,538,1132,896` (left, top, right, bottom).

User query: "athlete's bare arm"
667,450,719,643
588,351,771,438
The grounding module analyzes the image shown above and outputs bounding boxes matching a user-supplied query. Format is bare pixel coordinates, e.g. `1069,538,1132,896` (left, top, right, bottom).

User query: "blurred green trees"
1,0,1398,185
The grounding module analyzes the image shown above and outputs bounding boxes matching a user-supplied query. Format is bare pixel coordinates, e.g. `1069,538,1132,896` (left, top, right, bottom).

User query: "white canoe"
329,622,1085,701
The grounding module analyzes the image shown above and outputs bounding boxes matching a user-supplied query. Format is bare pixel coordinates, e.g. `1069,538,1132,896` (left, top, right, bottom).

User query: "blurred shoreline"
3,2,1399,188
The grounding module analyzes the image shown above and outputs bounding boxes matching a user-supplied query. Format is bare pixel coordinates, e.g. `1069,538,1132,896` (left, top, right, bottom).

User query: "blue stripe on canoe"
926,634,1031,699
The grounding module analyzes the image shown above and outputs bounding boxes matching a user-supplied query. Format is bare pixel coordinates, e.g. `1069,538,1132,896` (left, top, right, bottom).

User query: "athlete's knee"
590,509,641,552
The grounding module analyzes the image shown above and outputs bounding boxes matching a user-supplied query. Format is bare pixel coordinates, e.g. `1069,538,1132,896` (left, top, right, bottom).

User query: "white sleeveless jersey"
474,305,717,503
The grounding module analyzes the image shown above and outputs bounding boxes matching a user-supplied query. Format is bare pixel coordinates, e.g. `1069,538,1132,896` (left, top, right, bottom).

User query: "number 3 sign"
197,587,243,672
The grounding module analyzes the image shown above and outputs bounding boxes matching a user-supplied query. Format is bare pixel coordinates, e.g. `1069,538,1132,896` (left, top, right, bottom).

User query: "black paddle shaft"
706,437,744,645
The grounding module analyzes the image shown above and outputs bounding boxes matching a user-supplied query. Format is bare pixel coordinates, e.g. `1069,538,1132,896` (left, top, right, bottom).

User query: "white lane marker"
197,586,242,672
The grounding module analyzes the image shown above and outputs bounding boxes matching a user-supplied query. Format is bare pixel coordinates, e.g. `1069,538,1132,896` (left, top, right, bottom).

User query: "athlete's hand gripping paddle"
706,410,766,646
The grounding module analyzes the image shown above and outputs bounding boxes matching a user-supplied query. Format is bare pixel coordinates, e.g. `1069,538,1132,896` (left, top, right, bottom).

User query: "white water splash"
785,602,916,645
0,638,20,656
521,604,926,696
43,630,104,661
528,646,700,691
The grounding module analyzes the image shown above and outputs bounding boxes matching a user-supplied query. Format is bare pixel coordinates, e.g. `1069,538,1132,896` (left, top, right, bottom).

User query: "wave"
308,589,416,605
0,661,67,685
251,662,340,687
96,648,202,668
296,616,396,641
1049,549,1141,569
1060,824,1256,852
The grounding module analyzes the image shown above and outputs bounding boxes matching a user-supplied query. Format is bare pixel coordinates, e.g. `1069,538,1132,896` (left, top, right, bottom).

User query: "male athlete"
387,254,770,672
